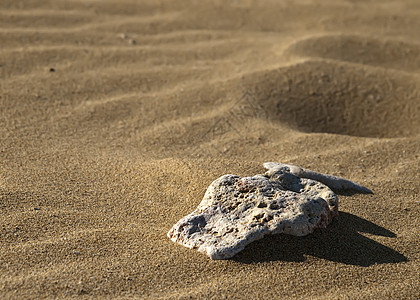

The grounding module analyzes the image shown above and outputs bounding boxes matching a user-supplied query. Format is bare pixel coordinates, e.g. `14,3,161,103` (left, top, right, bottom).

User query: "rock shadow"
233,212,407,266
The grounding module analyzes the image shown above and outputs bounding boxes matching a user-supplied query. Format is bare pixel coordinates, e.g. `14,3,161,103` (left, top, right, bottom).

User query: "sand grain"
1,0,419,299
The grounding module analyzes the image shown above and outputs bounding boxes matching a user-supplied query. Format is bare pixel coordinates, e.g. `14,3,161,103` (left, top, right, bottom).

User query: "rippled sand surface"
1,1,419,298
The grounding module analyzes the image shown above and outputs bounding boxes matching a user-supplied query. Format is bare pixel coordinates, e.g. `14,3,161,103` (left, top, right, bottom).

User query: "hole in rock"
257,202,267,208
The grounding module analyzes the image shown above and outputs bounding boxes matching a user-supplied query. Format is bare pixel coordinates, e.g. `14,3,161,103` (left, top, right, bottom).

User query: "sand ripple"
1,1,419,299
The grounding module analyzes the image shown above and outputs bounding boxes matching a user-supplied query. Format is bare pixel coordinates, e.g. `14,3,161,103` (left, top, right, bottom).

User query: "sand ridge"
1,0,419,298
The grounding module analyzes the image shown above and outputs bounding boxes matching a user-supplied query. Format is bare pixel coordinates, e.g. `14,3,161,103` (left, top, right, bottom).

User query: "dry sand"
1,0,419,298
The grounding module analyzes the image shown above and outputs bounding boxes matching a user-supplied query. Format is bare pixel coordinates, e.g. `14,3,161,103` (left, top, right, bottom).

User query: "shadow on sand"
233,212,407,266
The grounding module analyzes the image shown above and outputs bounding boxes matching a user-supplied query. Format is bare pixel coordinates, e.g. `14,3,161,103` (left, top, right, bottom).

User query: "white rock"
263,162,373,194
168,163,352,260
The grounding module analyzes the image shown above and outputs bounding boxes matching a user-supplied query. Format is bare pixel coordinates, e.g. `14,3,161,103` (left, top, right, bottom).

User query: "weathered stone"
168,163,371,260
263,162,373,194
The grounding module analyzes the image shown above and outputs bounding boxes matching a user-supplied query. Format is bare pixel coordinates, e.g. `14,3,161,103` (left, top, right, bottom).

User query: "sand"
1,0,419,298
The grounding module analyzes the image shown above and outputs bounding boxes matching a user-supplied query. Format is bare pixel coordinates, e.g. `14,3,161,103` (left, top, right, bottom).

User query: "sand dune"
1,0,419,299
288,34,420,72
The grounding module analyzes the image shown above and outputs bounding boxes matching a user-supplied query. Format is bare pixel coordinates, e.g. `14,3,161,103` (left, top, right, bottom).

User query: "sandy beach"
1,0,419,298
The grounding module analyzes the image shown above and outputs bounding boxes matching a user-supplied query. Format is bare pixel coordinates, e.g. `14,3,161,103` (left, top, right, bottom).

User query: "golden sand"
1,0,419,298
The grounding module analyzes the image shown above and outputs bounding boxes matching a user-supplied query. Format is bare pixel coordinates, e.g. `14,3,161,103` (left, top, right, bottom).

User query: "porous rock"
263,162,373,194
168,163,342,260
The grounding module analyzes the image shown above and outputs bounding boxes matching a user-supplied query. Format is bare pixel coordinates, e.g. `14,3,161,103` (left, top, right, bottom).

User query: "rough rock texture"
168,163,363,260
263,162,373,194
